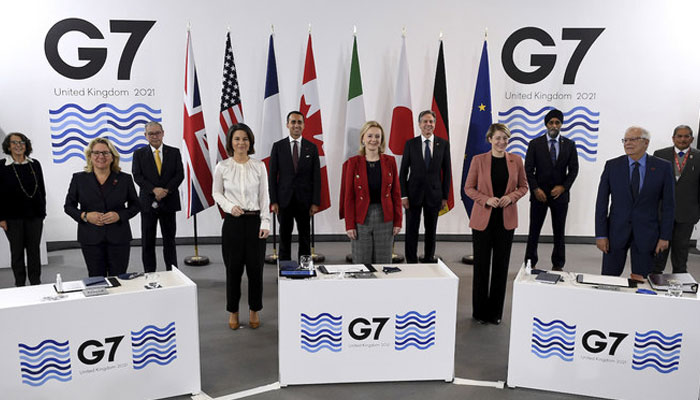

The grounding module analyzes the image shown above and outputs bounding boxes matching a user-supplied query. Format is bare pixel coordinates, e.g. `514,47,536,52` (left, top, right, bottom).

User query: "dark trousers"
472,220,514,323
80,242,130,277
278,196,311,261
525,200,568,269
221,214,265,313
653,221,695,274
4,218,43,287
602,233,653,277
141,210,177,272
405,203,440,263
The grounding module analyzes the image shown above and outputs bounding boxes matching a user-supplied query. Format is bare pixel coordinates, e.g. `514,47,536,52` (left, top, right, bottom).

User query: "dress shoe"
473,316,488,325
228,312,240,330
551,266,564,272
630,273,646,283
490,319,502,325
249,310,260,329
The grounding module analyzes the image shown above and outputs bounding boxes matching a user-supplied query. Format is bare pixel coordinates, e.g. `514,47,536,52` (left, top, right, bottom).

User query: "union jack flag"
216,31,244,162
182,29,215,218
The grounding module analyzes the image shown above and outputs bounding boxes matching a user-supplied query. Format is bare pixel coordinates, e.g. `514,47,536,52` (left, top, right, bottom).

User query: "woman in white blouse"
213,123,271,330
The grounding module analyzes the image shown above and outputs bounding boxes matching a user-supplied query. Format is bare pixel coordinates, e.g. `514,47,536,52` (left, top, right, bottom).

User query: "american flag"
216,31,244,162
182,29,215,218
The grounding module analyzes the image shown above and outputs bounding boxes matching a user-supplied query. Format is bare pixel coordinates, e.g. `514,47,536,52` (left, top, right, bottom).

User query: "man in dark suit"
524,109,579,271
399,110,452,263
268,111,321,261
595,126,675,281
132,121,184,272
652,125,700,273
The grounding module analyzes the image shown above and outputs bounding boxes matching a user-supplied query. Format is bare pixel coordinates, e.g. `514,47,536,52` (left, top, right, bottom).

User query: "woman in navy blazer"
64,138,139,277
464,123,528,325
341,121,402,263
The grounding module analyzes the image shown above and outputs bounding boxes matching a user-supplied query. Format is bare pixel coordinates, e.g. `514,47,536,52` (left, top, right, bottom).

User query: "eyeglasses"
146,131,163,137
91,151,112,157
621,137,646,144
10,140,25,146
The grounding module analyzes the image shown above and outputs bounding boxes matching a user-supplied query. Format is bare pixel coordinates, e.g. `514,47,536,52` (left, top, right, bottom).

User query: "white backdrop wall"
1,0,699,242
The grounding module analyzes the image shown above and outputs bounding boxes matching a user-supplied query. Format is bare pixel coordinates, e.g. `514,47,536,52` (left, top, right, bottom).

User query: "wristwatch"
81,212,88,222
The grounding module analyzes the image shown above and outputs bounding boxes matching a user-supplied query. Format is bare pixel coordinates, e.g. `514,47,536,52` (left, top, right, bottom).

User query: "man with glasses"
651,125,700,273
595,126,675,281
132,121,184,272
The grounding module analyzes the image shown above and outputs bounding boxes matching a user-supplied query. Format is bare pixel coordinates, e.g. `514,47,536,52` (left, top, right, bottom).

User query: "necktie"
631,162,640,200
679,151,685,159
292,140,299,172
549,139,557,164
154,149,162,175
424,139,431,169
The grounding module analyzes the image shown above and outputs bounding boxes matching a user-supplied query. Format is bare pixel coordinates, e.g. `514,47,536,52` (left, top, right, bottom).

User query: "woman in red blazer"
342,121,402,263
464,123,528,325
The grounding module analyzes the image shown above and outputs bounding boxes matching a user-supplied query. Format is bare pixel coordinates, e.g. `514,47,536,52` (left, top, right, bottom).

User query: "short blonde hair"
486,123,511,140
359,121,386,156
84,137,121,173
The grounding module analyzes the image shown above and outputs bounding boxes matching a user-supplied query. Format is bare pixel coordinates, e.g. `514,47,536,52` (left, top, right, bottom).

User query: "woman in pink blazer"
464,123,528,324
341,121,402,263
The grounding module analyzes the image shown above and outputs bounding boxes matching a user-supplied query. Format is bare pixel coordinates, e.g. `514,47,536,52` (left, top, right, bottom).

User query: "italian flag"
339,35,366,219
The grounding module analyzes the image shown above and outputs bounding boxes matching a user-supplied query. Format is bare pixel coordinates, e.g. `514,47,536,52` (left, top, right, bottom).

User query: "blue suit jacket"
595,154,675,250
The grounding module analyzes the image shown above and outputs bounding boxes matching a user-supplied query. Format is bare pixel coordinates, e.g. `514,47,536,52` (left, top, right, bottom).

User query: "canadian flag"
299,33,331,212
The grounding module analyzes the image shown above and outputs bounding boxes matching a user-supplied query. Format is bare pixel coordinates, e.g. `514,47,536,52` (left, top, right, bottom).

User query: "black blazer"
524,134,579,203
64,171,140,245
268,137,321,209
653,147,700,224
132,144,184,213
399,135,452,208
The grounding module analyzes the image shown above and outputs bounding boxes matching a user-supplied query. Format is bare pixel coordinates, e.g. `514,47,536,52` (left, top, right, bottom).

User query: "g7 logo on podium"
501,27,605,84
349,317,390,340
77,336,124,365
45,18,156,80
582,330,628,356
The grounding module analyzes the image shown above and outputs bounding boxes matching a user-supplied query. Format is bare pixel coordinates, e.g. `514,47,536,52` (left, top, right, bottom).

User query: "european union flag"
461,40,493,217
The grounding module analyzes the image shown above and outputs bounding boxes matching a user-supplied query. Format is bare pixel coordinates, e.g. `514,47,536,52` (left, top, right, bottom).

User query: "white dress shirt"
422,135,434,159
288,136,301,158
213,157,271,230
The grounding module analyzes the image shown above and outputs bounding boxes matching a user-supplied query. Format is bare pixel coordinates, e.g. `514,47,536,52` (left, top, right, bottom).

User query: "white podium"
507,266,700,400
0,268,201,400
278,260,458,386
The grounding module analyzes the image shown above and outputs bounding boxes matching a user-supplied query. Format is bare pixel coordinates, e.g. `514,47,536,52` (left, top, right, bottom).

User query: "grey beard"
547,129,559,138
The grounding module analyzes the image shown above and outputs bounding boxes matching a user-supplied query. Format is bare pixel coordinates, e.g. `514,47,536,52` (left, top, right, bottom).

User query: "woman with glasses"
64,137,139,277
0,133,47,286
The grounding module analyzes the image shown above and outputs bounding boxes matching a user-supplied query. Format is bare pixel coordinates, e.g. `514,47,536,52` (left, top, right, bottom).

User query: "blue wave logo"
131,322,177,370
18,339,72,386
499,106,599,162
531,317,576,362
394,310,436,351
300,313,342,353
632,330,681,374
49,103,161,163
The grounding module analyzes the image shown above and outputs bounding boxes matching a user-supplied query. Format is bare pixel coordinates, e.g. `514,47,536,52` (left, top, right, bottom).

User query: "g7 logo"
77,336,124,365
501,27,605,84
582,330,628,356
45,18,155,80
349,317,389,340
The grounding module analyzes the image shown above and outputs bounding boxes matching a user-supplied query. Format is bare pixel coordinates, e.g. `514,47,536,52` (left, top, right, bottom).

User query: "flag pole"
264,214,279,264
184,214,209,266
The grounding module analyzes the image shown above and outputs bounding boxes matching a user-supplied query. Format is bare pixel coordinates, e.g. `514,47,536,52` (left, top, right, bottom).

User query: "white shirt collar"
150,144,163,153
288,136,301,144
674,146,689,155
4,155,33,165
421,134,434,143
